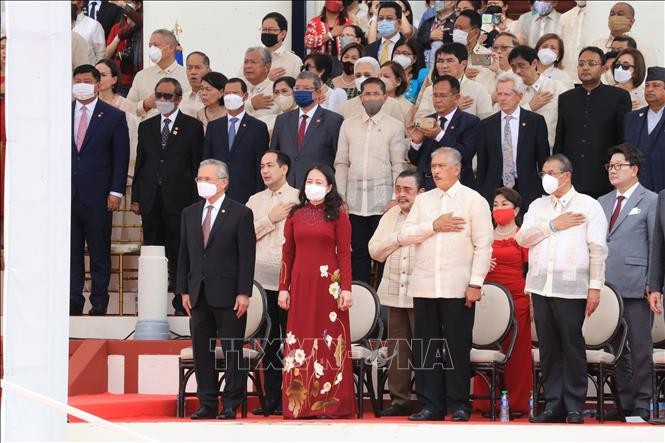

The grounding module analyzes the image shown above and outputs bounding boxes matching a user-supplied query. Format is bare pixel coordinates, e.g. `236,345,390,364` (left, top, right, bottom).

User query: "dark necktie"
161,118,170,149
202,205,213,247
439,116,447,131
608,195,625,231
297,115,308,150
228,117,238,150
88,1,97,20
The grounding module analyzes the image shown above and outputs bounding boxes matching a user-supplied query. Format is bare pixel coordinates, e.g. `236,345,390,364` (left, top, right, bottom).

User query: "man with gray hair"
270,71,343,188
398,147,493,422
476,70,549,210
242,46,280,127
127,29,190,119
176,158,256,420
517,153,608,424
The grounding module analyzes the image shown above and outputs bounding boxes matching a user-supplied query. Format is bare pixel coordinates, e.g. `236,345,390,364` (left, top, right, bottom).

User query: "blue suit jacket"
408,108,480,191
71,99,130,206
624,105,665,193
203,113,269,204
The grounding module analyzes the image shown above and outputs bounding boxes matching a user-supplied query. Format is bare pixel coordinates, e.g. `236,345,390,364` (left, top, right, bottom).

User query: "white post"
134,246,170,340
1,1,70,441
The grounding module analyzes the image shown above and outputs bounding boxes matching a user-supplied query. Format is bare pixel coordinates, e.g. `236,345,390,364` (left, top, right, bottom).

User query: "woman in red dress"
278,164,356,419
304,0,353,58
473,187,532,415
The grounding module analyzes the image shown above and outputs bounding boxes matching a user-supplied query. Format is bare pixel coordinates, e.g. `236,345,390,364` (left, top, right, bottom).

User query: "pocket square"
628,207,641,215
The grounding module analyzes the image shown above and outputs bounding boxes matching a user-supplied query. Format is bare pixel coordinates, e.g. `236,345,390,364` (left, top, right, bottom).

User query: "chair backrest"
652,309,665,348
245,281,268,339
582,283,623,349
473,283,514,348
349,281,380,343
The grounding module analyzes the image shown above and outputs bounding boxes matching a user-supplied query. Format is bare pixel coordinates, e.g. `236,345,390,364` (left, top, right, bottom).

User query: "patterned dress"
279,203,356,418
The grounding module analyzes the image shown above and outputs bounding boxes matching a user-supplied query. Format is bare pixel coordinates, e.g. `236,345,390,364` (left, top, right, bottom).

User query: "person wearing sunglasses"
131,77,204,316
553,46,631,199
612,47,647,110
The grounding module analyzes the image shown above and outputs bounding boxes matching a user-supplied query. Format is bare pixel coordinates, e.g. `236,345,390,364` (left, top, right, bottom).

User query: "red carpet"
68,393,651,425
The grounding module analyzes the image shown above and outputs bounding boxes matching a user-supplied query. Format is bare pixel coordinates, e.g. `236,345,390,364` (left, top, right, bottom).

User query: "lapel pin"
242,123,247,127
316,119,321,123
522,122,526,127
221,209,226,213
97,112,104,118
639,112,644,117
449,125,455,130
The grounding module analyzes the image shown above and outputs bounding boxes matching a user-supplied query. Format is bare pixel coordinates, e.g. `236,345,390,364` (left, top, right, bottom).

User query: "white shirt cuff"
110,192,123,198
410,142,422,151
434,130,445,142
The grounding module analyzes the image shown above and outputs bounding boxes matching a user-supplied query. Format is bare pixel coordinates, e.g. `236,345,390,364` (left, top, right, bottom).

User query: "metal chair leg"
118,254,124,315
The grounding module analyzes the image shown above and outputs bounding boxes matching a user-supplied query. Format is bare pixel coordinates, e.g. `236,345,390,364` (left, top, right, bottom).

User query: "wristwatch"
468,284,481,289
549,220,557,232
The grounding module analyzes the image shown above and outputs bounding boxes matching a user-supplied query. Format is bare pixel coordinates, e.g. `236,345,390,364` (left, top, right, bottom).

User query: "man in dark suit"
553,46,631,199
406,75,480,191
177,159,256,420
649,188,665,316
203,78,269,204
476,71,549,210
84,0,122,40
71,64,129,315
270,72,343,188
624,66,665,193
365,1,405,65
131,78,204,315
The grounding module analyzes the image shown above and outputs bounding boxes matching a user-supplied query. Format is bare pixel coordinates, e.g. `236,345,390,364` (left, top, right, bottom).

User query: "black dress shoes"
566,411,584,424
632,408,650,421
88,305,107,316
217,405,239,420
252,399,282,416
529,409,566,423
381,403,411,416
70,306,83,316
191,406,217,419
451,409,470,422
408,408,444,421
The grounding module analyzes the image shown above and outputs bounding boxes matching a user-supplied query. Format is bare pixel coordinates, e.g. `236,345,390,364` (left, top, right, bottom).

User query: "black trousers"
413,297,475,415
262,289,288,402
190,288,247,410
349,214,381,284
70,195,113,312
141,187,183,310
532,293,587,414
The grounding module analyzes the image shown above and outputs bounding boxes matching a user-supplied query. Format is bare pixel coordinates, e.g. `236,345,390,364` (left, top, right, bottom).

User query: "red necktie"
608,195,625,232
296,115,308,150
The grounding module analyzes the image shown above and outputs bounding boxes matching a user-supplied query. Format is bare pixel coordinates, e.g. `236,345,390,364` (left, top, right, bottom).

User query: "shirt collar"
501,106,521,121
228,111,245,124
158,61,181,75
248,76,272,91
648,106,664,118
160,108,179,126
362,109,385,124
270,181,294,197
436,180,462,199
271,45,285,56
551,186,577,208
76,97,98,113
206,194,225,211
440,107,457,123
299,105,319,120
530,74,546,91
382,32,402,45
617,181,639,200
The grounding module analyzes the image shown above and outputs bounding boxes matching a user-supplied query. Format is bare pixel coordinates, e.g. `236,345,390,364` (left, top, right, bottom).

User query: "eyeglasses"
604,163,632,171
492,45,514,51
155,92,176,100
538,171,566,178
577,60,602,67
260,27,281,33
614,62,635,71
300,63,314,72
293,87,316,92
433,93,457,99
362,91,385,97
195,177,223,183
393,51,414,57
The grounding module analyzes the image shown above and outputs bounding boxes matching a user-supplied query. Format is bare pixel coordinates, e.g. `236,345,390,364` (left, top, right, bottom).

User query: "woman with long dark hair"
278,164,356,419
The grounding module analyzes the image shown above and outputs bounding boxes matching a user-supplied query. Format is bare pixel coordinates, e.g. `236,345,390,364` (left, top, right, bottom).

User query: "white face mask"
155,100,176,115
223,93,245,111
305,183,327,201
355,75,368,91
613,67,633,83
537,48,558,66
393,54,413,69
197,181,218,198
72,83,96,101
148,45,163,64
541,174,561,195
274,94,295,112
452,29,468,46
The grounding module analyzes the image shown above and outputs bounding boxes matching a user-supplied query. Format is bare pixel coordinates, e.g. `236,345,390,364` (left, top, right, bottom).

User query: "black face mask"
261,32,279,47
342,61,355,76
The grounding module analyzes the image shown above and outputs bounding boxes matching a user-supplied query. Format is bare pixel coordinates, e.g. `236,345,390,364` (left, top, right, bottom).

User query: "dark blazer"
476,107,550,210
624,105,665,193
649,190,665,293
416,15,454,51
176,197,256,308
132,110,204,214
553,84,631,197
407,109,480,191
366,34,405,63
85,0,123,38
270,106,344,188
71,99,129,206
203,113,269,204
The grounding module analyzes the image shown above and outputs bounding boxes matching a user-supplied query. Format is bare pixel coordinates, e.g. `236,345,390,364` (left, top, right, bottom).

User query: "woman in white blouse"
302,53,347,114
195,71,227,133
535,33,574,90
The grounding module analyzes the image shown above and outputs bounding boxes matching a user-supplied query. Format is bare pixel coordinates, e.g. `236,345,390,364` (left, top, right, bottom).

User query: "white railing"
0,379,155,442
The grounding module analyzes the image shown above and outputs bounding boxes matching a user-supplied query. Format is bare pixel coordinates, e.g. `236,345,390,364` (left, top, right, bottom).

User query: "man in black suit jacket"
84,0,122,39
71,64,129,315
476,72,549,210
203,78,269,204
131,78,203,315
553,47,631,199
177,159,256,420
270,72,343,188
407,75,480,191
366,1,405,64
